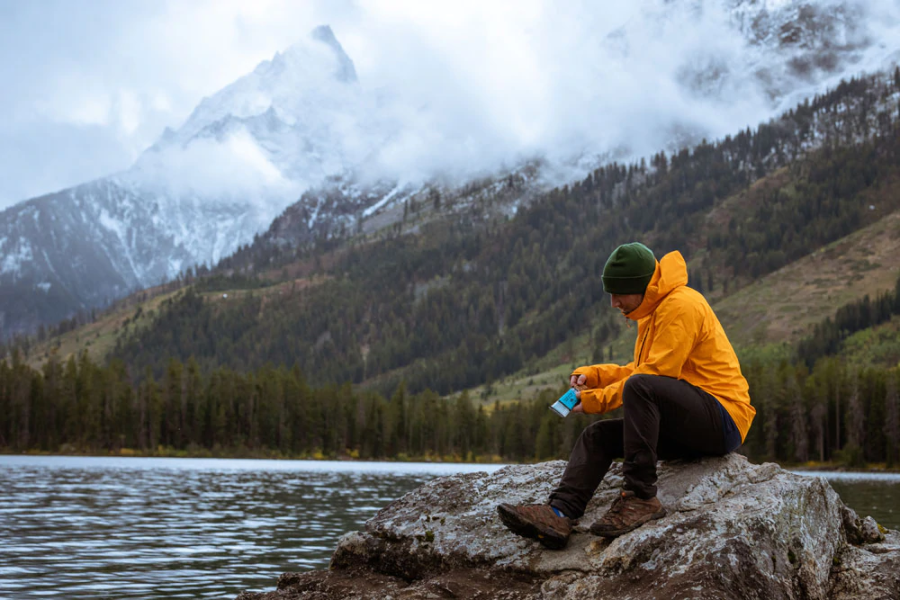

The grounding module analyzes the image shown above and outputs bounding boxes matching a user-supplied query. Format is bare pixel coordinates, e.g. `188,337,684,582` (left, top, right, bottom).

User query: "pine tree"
534,413,556,460
846,371,865,450
810,383,828,463
788,374,808,463
833,371,842,452
884,371,899,467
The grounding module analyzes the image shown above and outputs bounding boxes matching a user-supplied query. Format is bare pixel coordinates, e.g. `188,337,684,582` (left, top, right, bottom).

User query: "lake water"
1,456,898,600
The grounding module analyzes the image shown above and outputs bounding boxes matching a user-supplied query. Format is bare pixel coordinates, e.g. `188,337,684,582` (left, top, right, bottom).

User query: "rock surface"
237,455,900,599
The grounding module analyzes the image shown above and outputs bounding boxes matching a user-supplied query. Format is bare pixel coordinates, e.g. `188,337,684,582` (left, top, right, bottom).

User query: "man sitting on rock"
498,242,755,548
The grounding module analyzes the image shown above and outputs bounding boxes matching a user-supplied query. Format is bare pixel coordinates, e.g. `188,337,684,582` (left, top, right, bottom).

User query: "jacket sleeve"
571,363,635,388
577,299,702,414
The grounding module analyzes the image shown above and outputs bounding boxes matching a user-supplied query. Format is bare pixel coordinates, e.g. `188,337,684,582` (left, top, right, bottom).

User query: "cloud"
133,129,301,203
0,0,341,208
2,0,900,210
351,0,900,184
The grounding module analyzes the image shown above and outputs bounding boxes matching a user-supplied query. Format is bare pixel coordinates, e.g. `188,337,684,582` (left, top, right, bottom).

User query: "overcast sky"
0,0,353,209
0,1,645,210
1,0,897,211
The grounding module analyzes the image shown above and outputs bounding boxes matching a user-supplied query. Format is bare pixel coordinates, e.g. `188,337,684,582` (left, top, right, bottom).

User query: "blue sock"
551,506,566,518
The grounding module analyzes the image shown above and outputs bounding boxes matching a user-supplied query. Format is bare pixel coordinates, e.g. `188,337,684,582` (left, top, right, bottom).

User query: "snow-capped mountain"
234,0,900,254
0,25,388,337
724,0,888,106
2,2,900,338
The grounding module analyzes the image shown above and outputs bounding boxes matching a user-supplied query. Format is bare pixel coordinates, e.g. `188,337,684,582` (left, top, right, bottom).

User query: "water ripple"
22,460,900,597
0,456,504,599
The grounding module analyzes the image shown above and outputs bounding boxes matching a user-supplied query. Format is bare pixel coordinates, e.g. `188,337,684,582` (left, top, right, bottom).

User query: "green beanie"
602,242,656,294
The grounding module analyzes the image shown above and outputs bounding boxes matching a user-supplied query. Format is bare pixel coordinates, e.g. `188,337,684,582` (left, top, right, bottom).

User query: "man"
497,242,755,549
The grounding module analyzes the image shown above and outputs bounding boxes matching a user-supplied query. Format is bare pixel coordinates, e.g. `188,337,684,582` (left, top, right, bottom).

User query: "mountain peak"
149,24,363,154
309,25,358,83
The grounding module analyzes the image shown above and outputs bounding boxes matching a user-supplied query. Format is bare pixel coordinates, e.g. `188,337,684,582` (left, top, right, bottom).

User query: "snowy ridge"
362,185,404,219
0,25,381,336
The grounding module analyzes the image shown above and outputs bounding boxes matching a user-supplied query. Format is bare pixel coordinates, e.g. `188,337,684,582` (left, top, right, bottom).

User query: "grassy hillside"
20,160,900,404
23,276,329,370
26,288,180,369
714,209,900,347
840,315,900,368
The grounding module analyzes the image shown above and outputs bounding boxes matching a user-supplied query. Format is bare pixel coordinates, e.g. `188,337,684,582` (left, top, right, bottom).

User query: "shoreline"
2,449,899,474
0,448,508,465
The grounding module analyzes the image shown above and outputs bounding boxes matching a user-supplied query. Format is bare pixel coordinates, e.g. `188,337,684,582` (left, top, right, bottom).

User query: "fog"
2,0,899,210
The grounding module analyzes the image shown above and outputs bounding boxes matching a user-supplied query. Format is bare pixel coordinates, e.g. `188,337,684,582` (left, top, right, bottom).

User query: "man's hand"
569,374,586,388
569,374,587,413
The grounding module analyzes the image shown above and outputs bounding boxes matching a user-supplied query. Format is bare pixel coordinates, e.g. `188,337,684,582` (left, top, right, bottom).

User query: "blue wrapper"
550,388,580,417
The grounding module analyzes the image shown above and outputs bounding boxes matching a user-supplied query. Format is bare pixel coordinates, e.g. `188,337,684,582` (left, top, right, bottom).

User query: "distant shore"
790,465,900,474
0,447,508,464
2,448,899,473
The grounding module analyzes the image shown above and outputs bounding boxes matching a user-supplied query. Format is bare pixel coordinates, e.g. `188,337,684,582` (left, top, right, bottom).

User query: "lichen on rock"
237,454,900,599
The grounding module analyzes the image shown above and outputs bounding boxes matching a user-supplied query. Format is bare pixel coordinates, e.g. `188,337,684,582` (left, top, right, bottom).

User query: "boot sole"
589,508,667,539
496,504,569,550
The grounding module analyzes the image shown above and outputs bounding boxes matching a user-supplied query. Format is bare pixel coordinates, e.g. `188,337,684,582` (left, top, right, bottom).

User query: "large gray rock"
238,455,900,599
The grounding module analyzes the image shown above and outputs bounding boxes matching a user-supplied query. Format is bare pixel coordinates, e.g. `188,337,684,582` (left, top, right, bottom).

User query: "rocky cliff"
237,455,898,599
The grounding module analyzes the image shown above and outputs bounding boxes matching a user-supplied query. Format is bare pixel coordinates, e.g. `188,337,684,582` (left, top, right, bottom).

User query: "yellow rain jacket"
573,251,755,442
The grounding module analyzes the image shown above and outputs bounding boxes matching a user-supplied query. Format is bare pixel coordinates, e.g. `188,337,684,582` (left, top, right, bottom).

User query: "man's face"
610,293,644,316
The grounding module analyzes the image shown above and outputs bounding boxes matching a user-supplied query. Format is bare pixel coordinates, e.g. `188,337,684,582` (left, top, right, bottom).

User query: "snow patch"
1,240,33,276
362,185,402,218
307,201,322,229
98,208,143,283
99,209,127,239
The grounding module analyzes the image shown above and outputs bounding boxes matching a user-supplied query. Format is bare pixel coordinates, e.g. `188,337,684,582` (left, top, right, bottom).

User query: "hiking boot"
589,491,666,539
496,503,573,549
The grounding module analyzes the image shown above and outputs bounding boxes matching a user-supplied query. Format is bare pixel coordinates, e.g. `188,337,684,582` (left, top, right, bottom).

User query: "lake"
1,456,898,599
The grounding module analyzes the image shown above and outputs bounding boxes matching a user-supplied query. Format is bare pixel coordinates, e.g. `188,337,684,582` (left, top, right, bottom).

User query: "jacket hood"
627,251,688,321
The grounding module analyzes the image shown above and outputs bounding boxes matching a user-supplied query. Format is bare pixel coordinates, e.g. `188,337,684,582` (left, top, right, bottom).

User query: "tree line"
0,350,588,462
736,273,900,466
2,348,898,467
743,359,899,468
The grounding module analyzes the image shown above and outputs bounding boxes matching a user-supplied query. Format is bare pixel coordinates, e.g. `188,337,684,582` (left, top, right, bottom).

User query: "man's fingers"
570,374,586,387
572,404,584,413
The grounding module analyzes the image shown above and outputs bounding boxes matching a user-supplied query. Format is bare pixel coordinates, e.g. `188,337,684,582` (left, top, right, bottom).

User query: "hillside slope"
715,209,900,347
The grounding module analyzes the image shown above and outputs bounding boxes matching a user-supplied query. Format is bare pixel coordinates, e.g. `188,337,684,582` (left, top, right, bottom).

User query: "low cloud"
2,0,900,210
357,0,900,184
133,129,302,206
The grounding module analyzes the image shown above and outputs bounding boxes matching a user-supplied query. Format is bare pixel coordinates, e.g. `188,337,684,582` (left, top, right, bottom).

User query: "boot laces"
605,492,644,522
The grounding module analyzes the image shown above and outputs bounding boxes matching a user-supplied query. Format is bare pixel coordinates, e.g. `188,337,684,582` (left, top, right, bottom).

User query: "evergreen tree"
788,374,808,463
884,371,899,467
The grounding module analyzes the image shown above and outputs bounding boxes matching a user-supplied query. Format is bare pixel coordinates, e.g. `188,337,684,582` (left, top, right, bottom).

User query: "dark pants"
549,374,733,519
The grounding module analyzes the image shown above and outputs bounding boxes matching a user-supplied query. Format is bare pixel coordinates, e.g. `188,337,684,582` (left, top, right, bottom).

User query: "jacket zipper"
636,316,653,366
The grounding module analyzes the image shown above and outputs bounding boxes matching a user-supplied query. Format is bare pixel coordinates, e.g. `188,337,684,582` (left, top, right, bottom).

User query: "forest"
2,274,899,466
0,352,897,467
